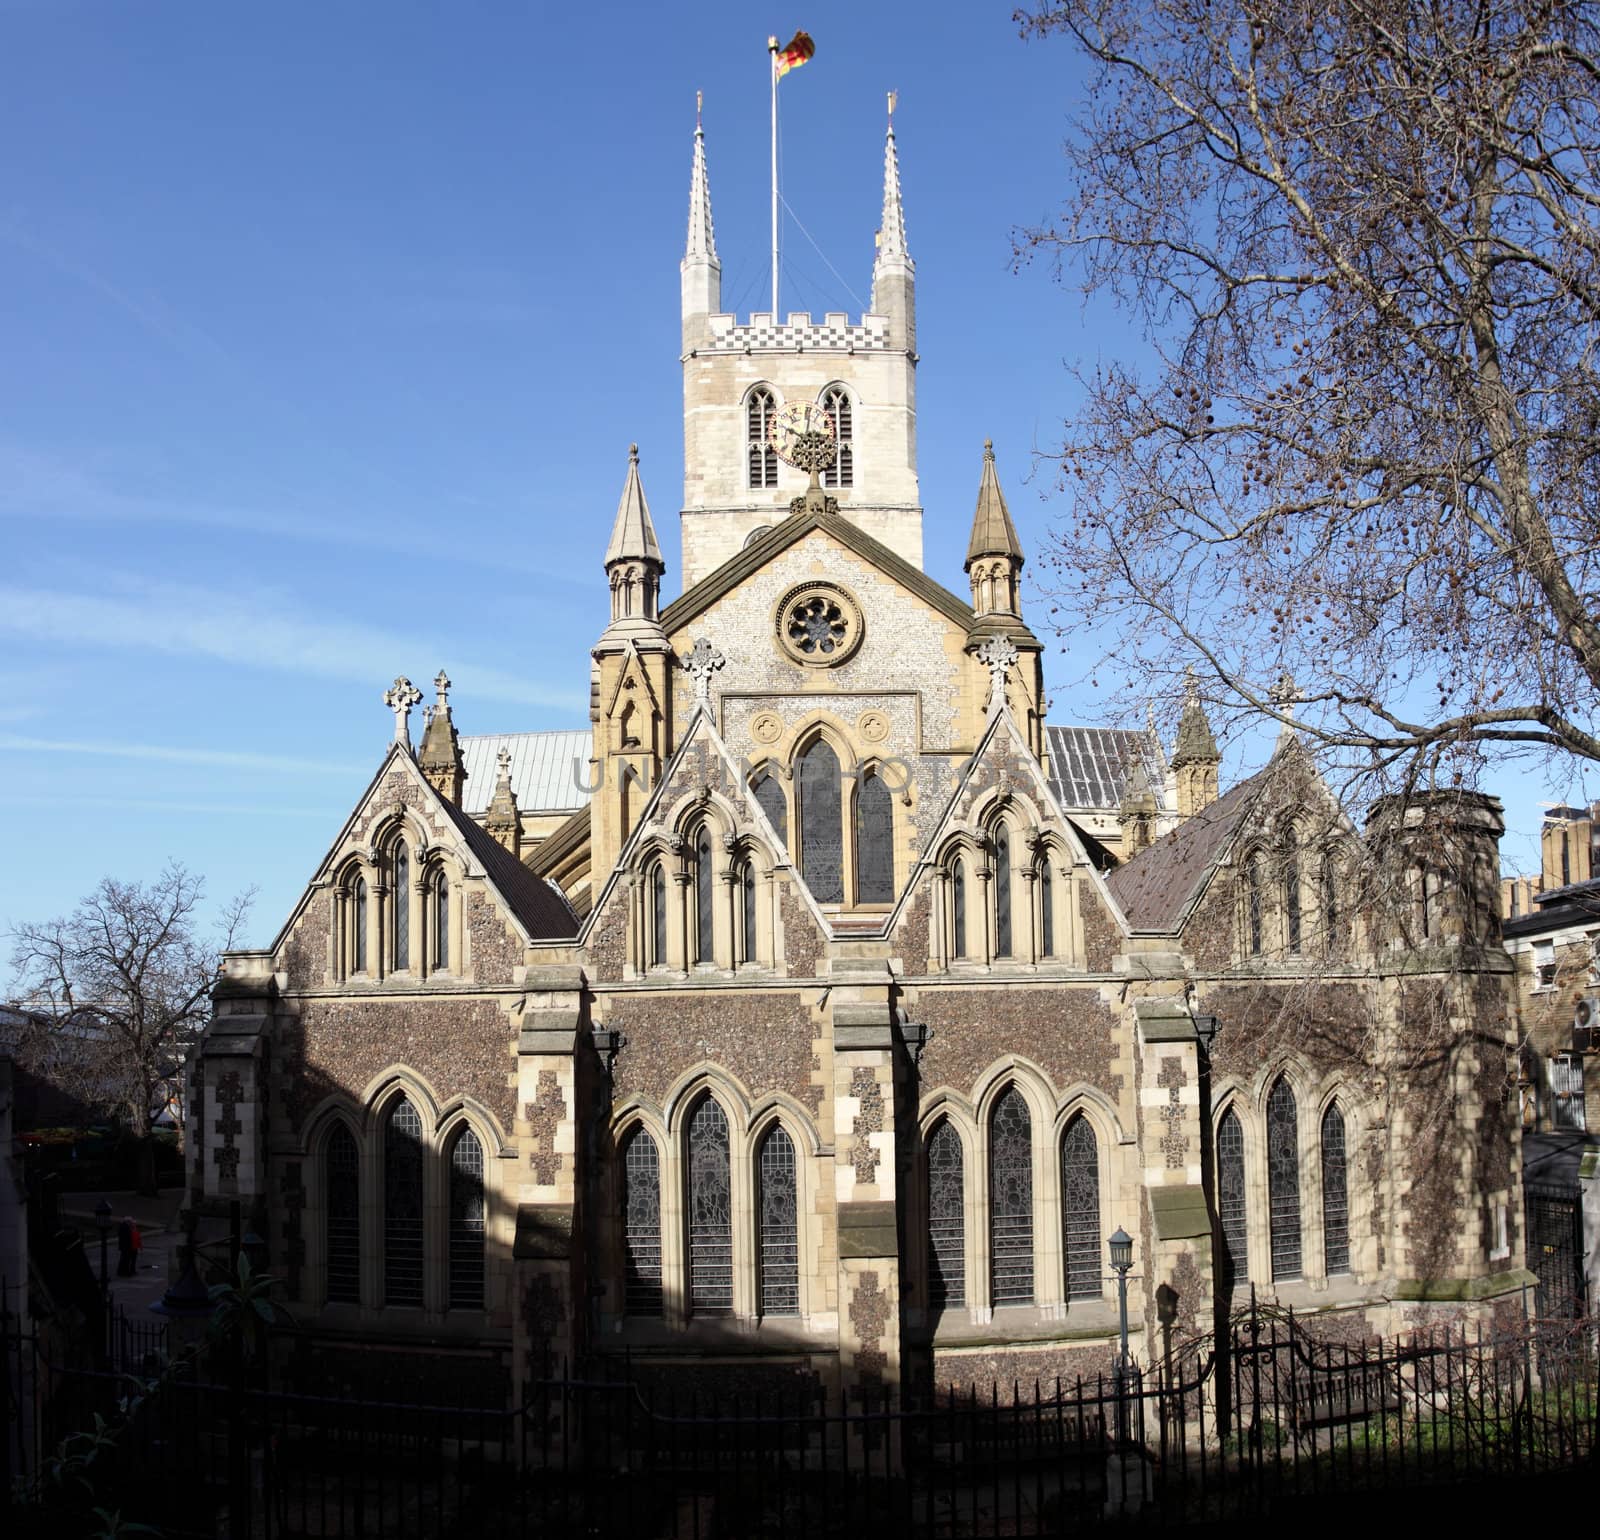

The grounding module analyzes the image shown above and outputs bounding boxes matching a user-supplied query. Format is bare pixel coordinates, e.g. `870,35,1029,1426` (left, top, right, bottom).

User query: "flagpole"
768,36,780,319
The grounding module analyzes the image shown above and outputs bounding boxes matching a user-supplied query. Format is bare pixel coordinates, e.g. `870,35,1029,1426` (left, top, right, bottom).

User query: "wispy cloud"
1,736,369,777
13,793,334,819
0,577,588,713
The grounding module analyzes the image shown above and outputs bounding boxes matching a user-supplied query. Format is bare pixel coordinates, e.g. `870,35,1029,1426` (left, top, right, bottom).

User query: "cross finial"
696,89,703,130
975,635,1019,710
383,676,423,747
496,743,512,779
1268,671,1302,710
433,670,451,708
681,636,727,704
1183,664,1199,703
888,89,897,124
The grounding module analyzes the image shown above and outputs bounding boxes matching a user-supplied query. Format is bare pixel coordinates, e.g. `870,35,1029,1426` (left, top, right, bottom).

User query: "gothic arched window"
747,387,778,489
952,859,968,958
797,739,844,903
855,771,894,904
757,1124,799,1315
821,385,854,489
621,1127,663,1315
990,1087,1034,1305
686,1098,732,1313
392,846,410,969
433,870,450,971
1061,1115,1101,1301
752,769,788,847
1284,834,1302,955
448,1127,486,1309
384,1098,425,1306
740,858,757,964
1246,855,1264,957
1217,1107,1248,1289
353,876,368,973
1321,850,1338,948
325,1123,360,1305
694,826,715,964
1321,1102,1350,1275
994,831,1012,958
1039,862,1055,959
649,859,667,967
926,1120,965,1309
1267,1077,1303,1281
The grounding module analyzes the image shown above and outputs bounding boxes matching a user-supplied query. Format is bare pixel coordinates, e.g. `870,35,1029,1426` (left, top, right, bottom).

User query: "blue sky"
0,2,1554,949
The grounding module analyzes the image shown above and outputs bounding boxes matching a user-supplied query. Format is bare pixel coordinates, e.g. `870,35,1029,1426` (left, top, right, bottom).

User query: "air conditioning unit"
1574,994,1599,1052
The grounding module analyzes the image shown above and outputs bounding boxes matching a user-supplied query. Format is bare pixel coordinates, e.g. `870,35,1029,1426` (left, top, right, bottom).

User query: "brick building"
185,105,1530,1401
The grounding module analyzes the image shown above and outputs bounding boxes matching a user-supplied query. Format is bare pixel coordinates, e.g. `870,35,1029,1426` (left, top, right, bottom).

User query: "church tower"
679,106,923,587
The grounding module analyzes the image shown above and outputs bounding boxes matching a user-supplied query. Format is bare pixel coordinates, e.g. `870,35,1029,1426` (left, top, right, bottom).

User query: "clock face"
770,401,836,470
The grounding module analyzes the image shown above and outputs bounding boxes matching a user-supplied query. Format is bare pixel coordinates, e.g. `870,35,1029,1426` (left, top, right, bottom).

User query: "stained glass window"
687,1098,732,1312
384,1098,424,1306
1321,1102,1350,1276
393,847,410,969
753,770,787,847
994,832,1012,957
952,860,968,958
821,386,854,489
740,860,757,963
326,1123,360,1304
1247,856,1263,956
650,860,667,966
748,387,778,488
622,1128,663,1314
1218,1107,1247,1289
798,740,844,903
927,1121,965,1309
758,1125,799,1315
1040,863,1054,958
1267,1077,1303,1281
448,1128,485,1309
1284,838,1302,954
856,772,894,903
1321,850,1337,946
433,871,449,971
353,876,368,973
990,1088,1034,1305
1061,1115,1100,1301
694,827,715,963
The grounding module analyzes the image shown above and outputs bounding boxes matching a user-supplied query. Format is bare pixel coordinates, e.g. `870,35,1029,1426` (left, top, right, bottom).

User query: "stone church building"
187,107,1530,1401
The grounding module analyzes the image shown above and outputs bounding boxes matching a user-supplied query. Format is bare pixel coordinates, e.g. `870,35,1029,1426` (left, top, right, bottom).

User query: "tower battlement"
692,311,893,356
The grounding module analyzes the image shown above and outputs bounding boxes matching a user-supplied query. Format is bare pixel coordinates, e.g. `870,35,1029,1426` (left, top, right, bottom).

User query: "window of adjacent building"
649,860,667,967
757,1125,799,1316
989,1087,1034,1306
1534,938,1557,989
694,826,715,964
392,846,410,969
686,1097,733,1313
994,831,1013,958
621,1128,663,1315
325,1123,360,1305
432,871,450,971
353,876,369,973
797,739,844,903
855,771,894,904
384,1098,425,1306
820,385,854,489
1562,830,1571,886
1061,1114,1101,1301
1039,863,1055,959
1320,1102,1350,1276
448,1128,486,1309
1267,1077,1303,1282
1552,1054,1587,1131
1217,1107,1248,1289
747,387,779,489
926,1120,965,1309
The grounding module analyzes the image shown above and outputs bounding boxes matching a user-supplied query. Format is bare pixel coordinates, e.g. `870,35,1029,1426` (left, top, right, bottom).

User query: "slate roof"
1104,767,1270,931
1044,726,1170,813
459,732,592,816
436,796,579,940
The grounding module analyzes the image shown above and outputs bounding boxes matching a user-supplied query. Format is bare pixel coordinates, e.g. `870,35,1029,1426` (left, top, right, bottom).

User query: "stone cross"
496,743,513,781
975,635,1018,709
1268,670,1304,744
384,676,423,747
681,637,726,703
434,670,452,709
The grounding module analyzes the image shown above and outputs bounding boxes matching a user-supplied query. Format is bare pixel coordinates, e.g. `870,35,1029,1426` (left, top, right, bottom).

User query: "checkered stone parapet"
702,313,892,354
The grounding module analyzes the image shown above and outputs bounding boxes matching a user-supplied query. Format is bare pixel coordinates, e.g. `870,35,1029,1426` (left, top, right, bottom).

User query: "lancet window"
432,871,450,971
353,876,369,973
325,1123,360,1305
392,846,410,969
1039,864,1054,958
648,860,667,967
748,387,779,489
1266,1077,1303,1281
384,1098,425,1306
989,1088,1034,1305
621,1128,663,1315
686,1098,733,1313
1321,850,1338,948
1321,1102,1350,1275
952,861,968,958
1284,836,1302,955
926,1120,965,1310
821,386,854,489
855,771,894,903
739,858,758,964
757,1125,800,1315
994,831,1013,957
694,826,715,964
1217,1107,1248,1288
1061,1115,1101,1301
448,1127,486,1309
1246,855,1264,957
797,739,844,903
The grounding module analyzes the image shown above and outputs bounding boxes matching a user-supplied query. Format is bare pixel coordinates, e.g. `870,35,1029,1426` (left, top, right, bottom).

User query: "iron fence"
3,1298,1597,1537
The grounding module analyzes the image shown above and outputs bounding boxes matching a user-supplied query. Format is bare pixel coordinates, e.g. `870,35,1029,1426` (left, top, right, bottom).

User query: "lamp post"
94,1199,113,1294
1105,1227,1146,1516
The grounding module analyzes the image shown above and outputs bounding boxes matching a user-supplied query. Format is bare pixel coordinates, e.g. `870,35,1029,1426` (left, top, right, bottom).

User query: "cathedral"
187,106,1529,1402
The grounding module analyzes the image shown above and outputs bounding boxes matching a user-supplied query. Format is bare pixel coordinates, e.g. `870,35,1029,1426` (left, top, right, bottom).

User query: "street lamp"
94,1199,113,1293
1108,1227,1134,1372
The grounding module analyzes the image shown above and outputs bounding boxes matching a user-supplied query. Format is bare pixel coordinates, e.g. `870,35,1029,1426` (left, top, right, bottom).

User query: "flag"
774,30,815,78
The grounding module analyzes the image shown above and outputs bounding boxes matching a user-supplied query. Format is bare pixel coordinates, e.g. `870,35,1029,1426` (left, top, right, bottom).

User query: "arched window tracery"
1218,1106,1248,1288
432,870,450,971
757,1124,799,1315
325,1123,360,1305
353,875,368,973
686,1097,733,1313
993,830,1012,957
1061,1114,1101,1301
448,1127,486,1309
621,1127,663,1315
820,385,854,489
1284,833,1302,955
797,739,844,904
747,387,778,489
384,1097,425,1306
855,771,894,904
1267,1077,1303,1281
952,858,968,958
989,1087,1034,1305
694,826,715,964
926,1120,965,1309
649,859,668,967
1246,854,1264,956
740,857,758,964
1321,1101,1350,1275
1039,861,1055,959
392,845,410,969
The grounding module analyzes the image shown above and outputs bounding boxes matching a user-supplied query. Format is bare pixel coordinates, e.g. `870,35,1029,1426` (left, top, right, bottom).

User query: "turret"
417,670,465,805
483,744,522,858
1171,677,1221,817
601,444,665,639
681,101,721,354
870,105,915,354
1365,789,1506,947
1118,758,1160,857
965,440,1023,618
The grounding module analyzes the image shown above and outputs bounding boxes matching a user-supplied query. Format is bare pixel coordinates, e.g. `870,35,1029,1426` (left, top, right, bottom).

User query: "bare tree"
7,864,253,1195
1018,0,1600,797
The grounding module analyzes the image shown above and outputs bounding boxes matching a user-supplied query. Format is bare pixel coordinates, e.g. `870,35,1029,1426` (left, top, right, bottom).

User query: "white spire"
685,104,719,267
874,111,911,268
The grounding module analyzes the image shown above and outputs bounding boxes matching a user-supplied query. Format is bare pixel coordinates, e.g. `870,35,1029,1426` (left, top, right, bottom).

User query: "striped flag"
774,30,815,78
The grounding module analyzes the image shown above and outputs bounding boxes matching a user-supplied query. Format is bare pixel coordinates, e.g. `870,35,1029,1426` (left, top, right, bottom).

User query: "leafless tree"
7,864,253,1195
1018,0,1600,798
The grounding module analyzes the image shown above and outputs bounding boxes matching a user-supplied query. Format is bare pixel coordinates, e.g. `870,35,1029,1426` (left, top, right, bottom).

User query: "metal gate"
1525,1182,1585,1317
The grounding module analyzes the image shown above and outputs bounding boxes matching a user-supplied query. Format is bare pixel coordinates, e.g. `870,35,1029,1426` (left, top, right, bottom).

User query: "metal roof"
459,732,594,816
1044,726,1170,813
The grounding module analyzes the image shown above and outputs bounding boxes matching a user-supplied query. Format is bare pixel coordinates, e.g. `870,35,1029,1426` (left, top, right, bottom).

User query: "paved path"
60,1189,184,1317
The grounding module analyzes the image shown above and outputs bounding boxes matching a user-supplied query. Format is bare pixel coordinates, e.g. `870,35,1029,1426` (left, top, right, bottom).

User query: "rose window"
774,582,863,667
